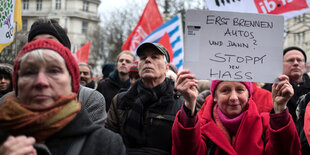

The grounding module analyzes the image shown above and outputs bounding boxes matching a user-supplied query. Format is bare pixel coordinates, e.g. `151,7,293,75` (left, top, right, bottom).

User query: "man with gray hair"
79,63,97,89
105,42,184,154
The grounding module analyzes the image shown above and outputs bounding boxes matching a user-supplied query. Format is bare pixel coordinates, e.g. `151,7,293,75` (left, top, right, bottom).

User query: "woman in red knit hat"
171,69,301,155
0,39,125,155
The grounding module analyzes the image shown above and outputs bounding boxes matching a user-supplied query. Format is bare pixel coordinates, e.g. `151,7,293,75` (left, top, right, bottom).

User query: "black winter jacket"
106,78,184,154
97,70,130,112
0,106,125,155
263,73,310,122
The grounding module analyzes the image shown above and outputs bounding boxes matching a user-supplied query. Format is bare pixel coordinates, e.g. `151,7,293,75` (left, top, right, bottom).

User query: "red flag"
254,0,308,14
74,42,91,64
122,0,163,52
158,32,173,62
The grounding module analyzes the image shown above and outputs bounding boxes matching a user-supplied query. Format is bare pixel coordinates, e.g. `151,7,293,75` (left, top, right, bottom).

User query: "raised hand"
272,75,294,114
175,69,198,115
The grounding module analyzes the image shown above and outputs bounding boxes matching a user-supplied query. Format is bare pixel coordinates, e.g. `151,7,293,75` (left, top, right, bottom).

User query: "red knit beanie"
129,60,138,73
210,80,253,97
13,39,80,95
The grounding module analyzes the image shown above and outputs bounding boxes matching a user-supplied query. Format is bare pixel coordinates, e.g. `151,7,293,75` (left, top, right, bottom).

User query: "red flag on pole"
122,0,163,52
158,32,173,62
74,42,91,64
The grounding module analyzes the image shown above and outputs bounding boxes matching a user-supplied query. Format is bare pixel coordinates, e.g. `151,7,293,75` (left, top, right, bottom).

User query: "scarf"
213,104,244,144
0,93,81,142
119,78,176,147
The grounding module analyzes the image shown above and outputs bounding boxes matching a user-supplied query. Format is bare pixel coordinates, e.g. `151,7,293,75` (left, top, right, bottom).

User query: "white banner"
205,0,310,20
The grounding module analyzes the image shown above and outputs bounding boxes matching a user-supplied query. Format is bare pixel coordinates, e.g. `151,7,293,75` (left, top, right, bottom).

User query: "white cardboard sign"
184,10,284,83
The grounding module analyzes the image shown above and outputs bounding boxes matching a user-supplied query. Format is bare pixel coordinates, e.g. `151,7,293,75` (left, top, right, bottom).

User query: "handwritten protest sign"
184,10,284,83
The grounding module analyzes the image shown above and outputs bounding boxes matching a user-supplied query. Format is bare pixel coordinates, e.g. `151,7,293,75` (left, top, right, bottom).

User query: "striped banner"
137,14,184,71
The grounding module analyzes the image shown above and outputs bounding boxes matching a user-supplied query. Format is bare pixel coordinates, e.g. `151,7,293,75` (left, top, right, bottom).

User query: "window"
82,21,88,34
301,32,306,43
36,0,42,11
294,14,306,23
23,0,29,10
294,32,306,44
22,19,27,31
83,1,89,12
56,0,61,10
294,33,300,44
302,14,306,22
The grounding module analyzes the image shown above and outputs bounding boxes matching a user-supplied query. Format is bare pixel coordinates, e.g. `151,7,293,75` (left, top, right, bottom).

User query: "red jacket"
252,83,273,113
303,102,310,145
172,97,301,155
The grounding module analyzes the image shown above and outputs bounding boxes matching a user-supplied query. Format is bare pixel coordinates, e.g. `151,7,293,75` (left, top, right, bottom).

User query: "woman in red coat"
172,70,300,155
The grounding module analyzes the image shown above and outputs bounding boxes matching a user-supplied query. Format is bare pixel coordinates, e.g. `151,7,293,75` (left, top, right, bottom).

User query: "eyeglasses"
284,58,305,64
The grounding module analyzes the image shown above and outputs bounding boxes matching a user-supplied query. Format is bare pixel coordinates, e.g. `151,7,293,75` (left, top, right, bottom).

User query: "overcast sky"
99,0,147,15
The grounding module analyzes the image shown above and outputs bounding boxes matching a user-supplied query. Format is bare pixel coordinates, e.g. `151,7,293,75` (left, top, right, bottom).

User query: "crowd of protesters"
1,17,310,155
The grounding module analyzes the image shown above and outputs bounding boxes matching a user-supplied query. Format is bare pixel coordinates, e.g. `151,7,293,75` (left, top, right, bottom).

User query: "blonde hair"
116,51,136,63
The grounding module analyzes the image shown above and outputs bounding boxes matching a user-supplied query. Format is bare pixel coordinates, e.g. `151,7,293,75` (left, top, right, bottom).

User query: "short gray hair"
78,62,93,77
163,55,168,64
19,49,65,65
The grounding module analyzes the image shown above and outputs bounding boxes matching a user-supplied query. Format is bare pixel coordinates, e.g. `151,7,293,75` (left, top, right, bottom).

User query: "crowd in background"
0,17,310,155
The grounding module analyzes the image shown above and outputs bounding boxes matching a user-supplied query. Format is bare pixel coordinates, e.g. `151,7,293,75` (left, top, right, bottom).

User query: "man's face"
117,53,134,75
283,50,306,83
138,48,169,81
79,66,92,86
0,74,11,91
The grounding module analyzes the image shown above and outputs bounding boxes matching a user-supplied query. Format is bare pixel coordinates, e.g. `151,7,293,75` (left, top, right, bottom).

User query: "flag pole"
14,21,18,59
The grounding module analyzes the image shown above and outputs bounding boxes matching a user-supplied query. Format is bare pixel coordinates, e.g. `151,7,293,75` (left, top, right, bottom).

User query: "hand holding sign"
272,75,294,114
175,69,198,115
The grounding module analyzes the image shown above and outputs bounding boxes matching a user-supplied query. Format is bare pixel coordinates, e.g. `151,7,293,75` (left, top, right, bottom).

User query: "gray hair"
163,55,168,64
19,49,65,65
78,62,93,77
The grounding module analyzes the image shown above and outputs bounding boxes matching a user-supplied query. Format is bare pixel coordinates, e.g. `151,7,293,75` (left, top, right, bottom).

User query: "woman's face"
214,81,249,118
17,51,72,108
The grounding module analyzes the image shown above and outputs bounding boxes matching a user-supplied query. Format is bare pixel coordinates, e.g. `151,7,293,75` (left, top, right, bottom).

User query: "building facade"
16,0,100,63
